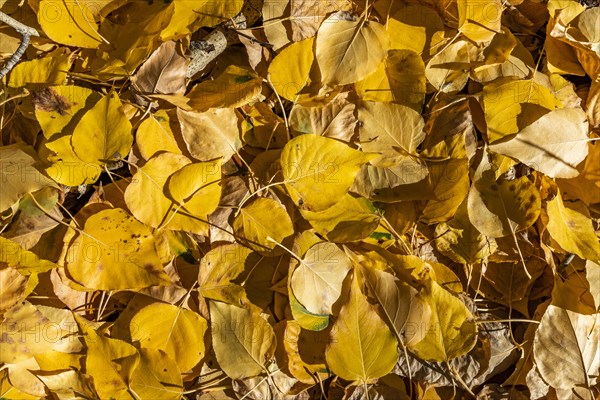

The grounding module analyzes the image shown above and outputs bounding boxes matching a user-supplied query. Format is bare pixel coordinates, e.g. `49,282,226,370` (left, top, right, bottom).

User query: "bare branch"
0,11,40,79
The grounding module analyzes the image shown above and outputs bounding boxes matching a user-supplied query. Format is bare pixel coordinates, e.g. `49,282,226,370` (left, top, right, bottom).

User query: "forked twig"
0,11,39,79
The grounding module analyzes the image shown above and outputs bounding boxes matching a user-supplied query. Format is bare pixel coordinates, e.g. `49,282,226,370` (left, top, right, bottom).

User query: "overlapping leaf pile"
1,0,599,398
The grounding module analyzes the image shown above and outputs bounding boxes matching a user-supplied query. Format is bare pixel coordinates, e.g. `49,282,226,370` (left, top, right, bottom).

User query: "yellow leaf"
0,236,59,275
0,302,82,364
357,260,432,347
65,208,171,290
325,274,399,383
546,191,600,261
300,194,380,242
177,107,242,163
358,101,425,164
0,267,28,311
316,12,389,86
280,134,377,211
425,40,472,93
483,79,562,143
489,108,589,178
8,48,72,88
355,49,426,110
408,278,478,361
92,0,174,76
283,320,331,384
209,301,276,379
129,302,208,372
71,90,133,165
129,348,183,400
435,200,497,265
377,1,445,56
288,287,330,331
199,243,256,307
35,369,96,400
136,110,182,160
187,65,262,112
161,0,243,40
0,143,58,213
75,315,138,400
268,37,315,102
44,134,102,186
533,305,600,390
34,0,107,48
33,86,100,139
457,0,503,43
125,153,220,234
291,242,352,315
232,197,295,253
468,153,541,238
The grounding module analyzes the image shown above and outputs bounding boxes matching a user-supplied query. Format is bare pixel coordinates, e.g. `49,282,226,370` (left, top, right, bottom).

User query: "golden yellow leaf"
75,315,138,400
546,191,600,261
8,48,71,88
483,79,562,143
129,302,208,372
232,197,295,253
457,0,503,43
468,153,541,238
209,301,276,379
65,208,170,290
129,348,183,400
268,37,315,102
489,108,589,178
71,90,133,165
316,12,389,86
325,274,399,383
291,242,352,315
280,134,377,211
300,194,380,242
33,0,107,48
178,107,242,163
125,153,220,234
0,143,58,213
136,110,182,160
407,277,478,361
33,85,100,140
186,65,262,112
358,101,425,164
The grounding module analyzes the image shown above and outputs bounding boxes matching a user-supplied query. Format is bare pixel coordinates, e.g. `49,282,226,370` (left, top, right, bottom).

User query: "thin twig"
0,11,40,79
